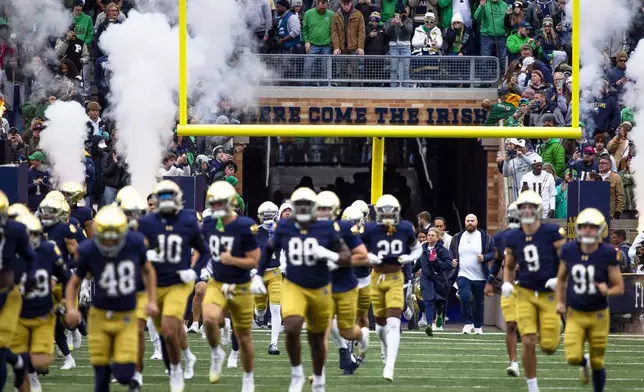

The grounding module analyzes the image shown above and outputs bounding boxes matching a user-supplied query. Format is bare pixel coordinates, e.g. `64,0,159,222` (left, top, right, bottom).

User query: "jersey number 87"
209,235,234,263
288,237,318,267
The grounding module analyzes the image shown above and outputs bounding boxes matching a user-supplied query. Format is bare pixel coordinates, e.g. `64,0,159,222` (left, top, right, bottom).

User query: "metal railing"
258,54,500,86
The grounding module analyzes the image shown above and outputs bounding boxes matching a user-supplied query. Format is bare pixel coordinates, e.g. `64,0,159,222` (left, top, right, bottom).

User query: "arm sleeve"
53,254,70,285
16,228,38,277
54,39,68,57
483,234,496,262
287,15,301,38
257,236,278,277
302,13,310,43
75,247,89,278
435,247,453,272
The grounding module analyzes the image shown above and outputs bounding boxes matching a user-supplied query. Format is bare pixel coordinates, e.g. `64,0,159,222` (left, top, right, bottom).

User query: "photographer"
6,128,25,163
629,232,644,273
384,3,413,87
55,24,90,86
497,138,539,201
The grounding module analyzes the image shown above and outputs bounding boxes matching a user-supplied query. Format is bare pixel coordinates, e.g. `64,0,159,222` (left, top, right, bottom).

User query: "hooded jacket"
73,11,94,45
473,0,509,38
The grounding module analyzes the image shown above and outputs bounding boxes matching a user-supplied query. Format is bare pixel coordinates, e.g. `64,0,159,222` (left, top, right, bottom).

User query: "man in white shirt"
519,155,556,218
449,214,494,334
432,216,452,249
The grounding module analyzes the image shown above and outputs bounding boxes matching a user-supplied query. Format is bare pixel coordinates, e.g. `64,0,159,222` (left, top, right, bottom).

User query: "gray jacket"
503,151,539,196
384,16,413,46
0,71,26,112
245,0,273,35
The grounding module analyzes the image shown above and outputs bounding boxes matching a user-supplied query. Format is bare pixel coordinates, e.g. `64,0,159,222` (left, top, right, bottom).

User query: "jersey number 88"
288,237,319,267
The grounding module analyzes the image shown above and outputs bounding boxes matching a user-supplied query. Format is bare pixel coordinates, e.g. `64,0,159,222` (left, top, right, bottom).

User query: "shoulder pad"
334,222,341,232
558,227,566,237
69,224,77,234
53,245,62,256
351,225,360,235
616,247,622,261
250,224,259,235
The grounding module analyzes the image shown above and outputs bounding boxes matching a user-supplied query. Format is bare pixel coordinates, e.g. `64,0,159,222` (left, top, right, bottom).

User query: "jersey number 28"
376,239,403,259
98,261,136,297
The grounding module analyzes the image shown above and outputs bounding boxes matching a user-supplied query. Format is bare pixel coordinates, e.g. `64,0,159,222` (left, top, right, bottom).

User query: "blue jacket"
449,229,495,280
413,240,452,300
27,168,51,211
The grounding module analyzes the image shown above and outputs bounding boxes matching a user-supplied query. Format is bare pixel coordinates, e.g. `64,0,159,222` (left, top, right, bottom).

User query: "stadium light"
177,0,581,204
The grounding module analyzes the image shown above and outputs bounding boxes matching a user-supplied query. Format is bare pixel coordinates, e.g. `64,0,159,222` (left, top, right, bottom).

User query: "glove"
177,269,197,283
501,282,514,298
312,244,339,262
250,269,257,278
79,279,92,306
279,251,287,274
250,274,267,295
545,278,557,291
327,260,339,271
368,253,382,265
200,268,211,281
221,283,236,300
398,254,416,265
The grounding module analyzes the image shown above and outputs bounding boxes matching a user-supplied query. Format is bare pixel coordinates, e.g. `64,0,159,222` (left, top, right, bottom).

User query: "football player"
316,191,370,374
64,205,158,392
502,190,567,392
7,203,31,220
200,181,260,391
351,200,369,224
60,181,95,239
361,194,421,382
556,208,624,392
251,187,351,392
253,201,283,354
484,203,521,377
0,191,37,391
12,213,69,392
138,180,207,392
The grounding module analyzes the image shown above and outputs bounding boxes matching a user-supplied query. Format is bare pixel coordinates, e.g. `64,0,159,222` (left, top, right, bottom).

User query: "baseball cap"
531,155,543,164
28,151,45,161
540,113,556,124
521,57,535,71
515,139,526,148
506,138,520,146
583,146,595,155
519,21,531,29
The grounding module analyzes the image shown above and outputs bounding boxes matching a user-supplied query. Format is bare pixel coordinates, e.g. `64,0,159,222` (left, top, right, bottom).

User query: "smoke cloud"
624,41,644,229
39,101,88,186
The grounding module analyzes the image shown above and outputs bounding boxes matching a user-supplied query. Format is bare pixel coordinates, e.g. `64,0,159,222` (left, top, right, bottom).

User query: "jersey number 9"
523,244,540,272
209,236,235,263
376,239,403,259
571,264,597,295
99,261,136,297
25,269,50,299
288,237,318,267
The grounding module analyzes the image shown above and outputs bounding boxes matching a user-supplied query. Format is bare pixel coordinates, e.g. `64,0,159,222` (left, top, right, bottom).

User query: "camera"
506,148,517,158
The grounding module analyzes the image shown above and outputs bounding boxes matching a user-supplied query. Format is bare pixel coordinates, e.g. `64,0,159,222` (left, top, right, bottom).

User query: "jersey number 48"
98,261,136,297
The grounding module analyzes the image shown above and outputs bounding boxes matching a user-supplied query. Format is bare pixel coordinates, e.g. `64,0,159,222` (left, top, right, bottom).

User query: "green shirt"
73,12,94,46
302,9,333,46
473,0,508,38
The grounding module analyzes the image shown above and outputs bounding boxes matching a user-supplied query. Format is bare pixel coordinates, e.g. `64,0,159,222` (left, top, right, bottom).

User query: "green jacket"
473,0,508,38
554,183,567,219
507,33,532,54
302,9,333,46
381,0,408,23
484,102,515,125
437,0,452,30
537,138,566,177
73,12,94,46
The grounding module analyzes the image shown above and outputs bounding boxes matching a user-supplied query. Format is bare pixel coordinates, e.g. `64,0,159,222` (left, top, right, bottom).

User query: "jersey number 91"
571,264,597,295
98,261,136,297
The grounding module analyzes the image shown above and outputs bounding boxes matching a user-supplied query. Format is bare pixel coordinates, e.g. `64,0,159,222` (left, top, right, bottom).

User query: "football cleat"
184,350,196,380
227,350,238,368
507,362,520,377
60,356,76,370
209,346,225,383
268,343,280,355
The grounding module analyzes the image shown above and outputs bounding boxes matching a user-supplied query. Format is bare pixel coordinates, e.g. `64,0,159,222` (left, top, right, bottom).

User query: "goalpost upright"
177,0,581,204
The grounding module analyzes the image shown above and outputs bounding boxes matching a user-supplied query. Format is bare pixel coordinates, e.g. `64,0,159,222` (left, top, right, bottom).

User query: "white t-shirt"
452,0,473,27
519,170,556,217
442,232,453,250
457,231,486,281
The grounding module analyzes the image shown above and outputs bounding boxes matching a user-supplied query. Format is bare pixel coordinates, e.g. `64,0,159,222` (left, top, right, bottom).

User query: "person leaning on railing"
384,2,413,87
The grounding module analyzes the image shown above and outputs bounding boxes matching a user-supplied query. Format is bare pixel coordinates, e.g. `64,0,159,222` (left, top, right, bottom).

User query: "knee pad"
111,363,135,385
565,353,582,366
590,355,604,370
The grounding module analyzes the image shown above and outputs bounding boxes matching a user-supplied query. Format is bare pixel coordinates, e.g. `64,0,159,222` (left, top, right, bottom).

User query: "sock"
55,321,71,356
170,363,182,376
385,318,401,369
183,347,193,362
375,324,387,346
94,365,111,392
159,338,170,372
312,373,325,386
526,377,539,392
592,368,606,392
5,350,20,368
147,318,160,347
111,363,135,385
580,356,588,368
510,361,518,367
231,330,239,352
255,308,267,318
291,365,303,377
27,356,35,374
330,319,348,349
359,327,370,349
64,354,73,362
243,371,254,381
269,303,282,345
134,371,142,383
211,345,222,359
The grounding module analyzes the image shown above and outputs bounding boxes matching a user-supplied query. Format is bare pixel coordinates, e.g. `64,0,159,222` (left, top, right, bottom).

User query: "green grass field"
11,327,644,392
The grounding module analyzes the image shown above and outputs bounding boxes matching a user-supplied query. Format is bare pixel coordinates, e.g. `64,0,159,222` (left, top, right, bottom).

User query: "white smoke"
39,101,88,185
624,40,644,230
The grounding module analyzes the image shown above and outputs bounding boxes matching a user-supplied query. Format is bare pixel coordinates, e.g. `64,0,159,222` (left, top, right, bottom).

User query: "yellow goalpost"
176,0,581,204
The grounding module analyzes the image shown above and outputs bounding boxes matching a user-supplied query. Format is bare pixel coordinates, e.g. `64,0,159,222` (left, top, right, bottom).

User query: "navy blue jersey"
331,221,362,293
2,220,37,280
352,224,371,279
76,232,147,312
362,220,416,266
44,222,77,265
504,223,564,291
21,241,68,318
70,217,87,243
256,225,279,269
269,219,343,289
561,242,620,312
488,229,511,283
71,206,93,232
201,215,259,284
138,210,208,287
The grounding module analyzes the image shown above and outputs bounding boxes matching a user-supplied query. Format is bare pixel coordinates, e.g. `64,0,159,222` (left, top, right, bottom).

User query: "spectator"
1,56,26,132
51,59,82,102
432,216,452,249
55,24,90,77
94,55,111,110
302,0,334,81
541,162,561,186
71,0,94,91
225,175,246,214
526,70,552,97
481,97,516,125
500,138,539,200
0,17,16,71
590,80,621,138
527,94,564,127
519,155,556,218
449,214,494,335
7,128,25,163
355,0,376,27
25,56,48,103
246,0,273,51
21,119,44,157
411,12,443,55
157,152,190,178
504,1,527,31
534,16,567,70
525,0,557,29
95,1,127,33
331,0,365,80
83,149,96,207
567,146,599,178
537,136,565,177
446,0,473,30
506,21,537,62
611,229,633,272
442,13,475,56
473,0,509,63
628,232,644,270
607,121,634,171
86,101,109,140
504,98,531,126
409,0,440,28
212,160,238,182
598,155,624,219
592,135,616,172
417,210,432,230
607,51,629,94
554,168,577,218
194,154,211,183
275,0,303,54
27,151,51,211
413,227,451,335
100,145,128,206
384,3,413,87
519,55,553,85
380,0,408,23
208,145,233,180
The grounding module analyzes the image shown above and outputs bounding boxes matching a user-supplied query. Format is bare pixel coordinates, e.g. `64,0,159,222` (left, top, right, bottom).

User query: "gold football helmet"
515,190,543,225
315,191,340,221
119,193,147,229
575,208,608,245
374,194,400,226
206,181,237,218
341,205,363,226
115,186,140,207
351,200,369,223
16,213,43,249
257,201,278,226
94,204,129,256
290,187,317,223
38,196,66,227
59,182,85,206
152,180,183,214
0,190,8,226
507,202,521,229
8,203,31,220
